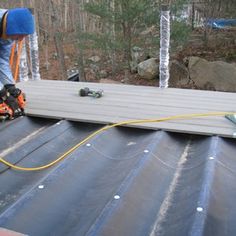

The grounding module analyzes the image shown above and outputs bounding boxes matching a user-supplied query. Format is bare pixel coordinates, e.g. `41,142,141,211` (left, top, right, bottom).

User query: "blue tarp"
207,19,236,29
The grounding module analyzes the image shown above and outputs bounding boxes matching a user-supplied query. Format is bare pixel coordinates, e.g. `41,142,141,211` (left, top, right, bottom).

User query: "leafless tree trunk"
64,0,69,31
109,0,116,74
120,1,132,71
76,0,86,81
191,2,195,30
49,0,67,80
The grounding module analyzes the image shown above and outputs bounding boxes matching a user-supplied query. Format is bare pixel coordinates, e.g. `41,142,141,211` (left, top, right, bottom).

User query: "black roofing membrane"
0,117,236,236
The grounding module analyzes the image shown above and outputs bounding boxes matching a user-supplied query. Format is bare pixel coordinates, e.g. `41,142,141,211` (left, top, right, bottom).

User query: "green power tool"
79,87,104,98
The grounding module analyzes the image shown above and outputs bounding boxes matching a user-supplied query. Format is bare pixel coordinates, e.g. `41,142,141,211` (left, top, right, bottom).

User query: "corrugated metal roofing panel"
0,117,236,235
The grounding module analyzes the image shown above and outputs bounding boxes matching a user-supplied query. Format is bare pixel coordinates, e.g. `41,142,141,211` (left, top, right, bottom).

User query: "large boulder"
138,58,159,80
170,60,189,87
188,57,236,92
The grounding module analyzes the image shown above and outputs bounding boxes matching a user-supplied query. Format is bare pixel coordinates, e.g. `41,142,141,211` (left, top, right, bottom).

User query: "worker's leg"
0,41,25,119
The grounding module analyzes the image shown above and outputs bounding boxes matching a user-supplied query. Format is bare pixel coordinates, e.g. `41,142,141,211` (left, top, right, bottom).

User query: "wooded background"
2,0,236,81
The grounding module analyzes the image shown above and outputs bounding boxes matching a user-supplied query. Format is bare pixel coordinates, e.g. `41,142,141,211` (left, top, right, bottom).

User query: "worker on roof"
0,8,34,120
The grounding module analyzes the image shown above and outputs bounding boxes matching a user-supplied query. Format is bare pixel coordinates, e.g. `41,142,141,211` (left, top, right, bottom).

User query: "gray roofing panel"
0,117,236,236
18,80,236,138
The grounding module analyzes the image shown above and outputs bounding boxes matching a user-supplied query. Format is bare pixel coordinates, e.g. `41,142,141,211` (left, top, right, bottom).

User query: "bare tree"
49,0,67,80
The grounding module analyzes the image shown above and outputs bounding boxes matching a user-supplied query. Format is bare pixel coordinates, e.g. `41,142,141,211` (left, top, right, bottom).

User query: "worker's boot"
5,84,26,111
0,87,23,120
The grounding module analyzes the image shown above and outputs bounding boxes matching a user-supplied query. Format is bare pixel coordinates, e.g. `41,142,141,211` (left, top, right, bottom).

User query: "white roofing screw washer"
38,185,44,189
144,150,149,153
114,195,120,200
197,207,203,212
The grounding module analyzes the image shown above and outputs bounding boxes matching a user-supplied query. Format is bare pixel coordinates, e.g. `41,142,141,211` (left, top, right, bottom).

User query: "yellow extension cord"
0,112,235,172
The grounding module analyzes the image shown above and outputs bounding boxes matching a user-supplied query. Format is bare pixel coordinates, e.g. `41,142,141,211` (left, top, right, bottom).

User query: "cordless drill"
79,87,103,98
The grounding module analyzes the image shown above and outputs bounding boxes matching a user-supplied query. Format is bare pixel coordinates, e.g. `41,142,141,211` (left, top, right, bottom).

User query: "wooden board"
18,80,236,138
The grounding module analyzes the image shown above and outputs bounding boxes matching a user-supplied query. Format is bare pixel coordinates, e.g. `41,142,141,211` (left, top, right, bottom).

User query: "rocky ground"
39,29,236,92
